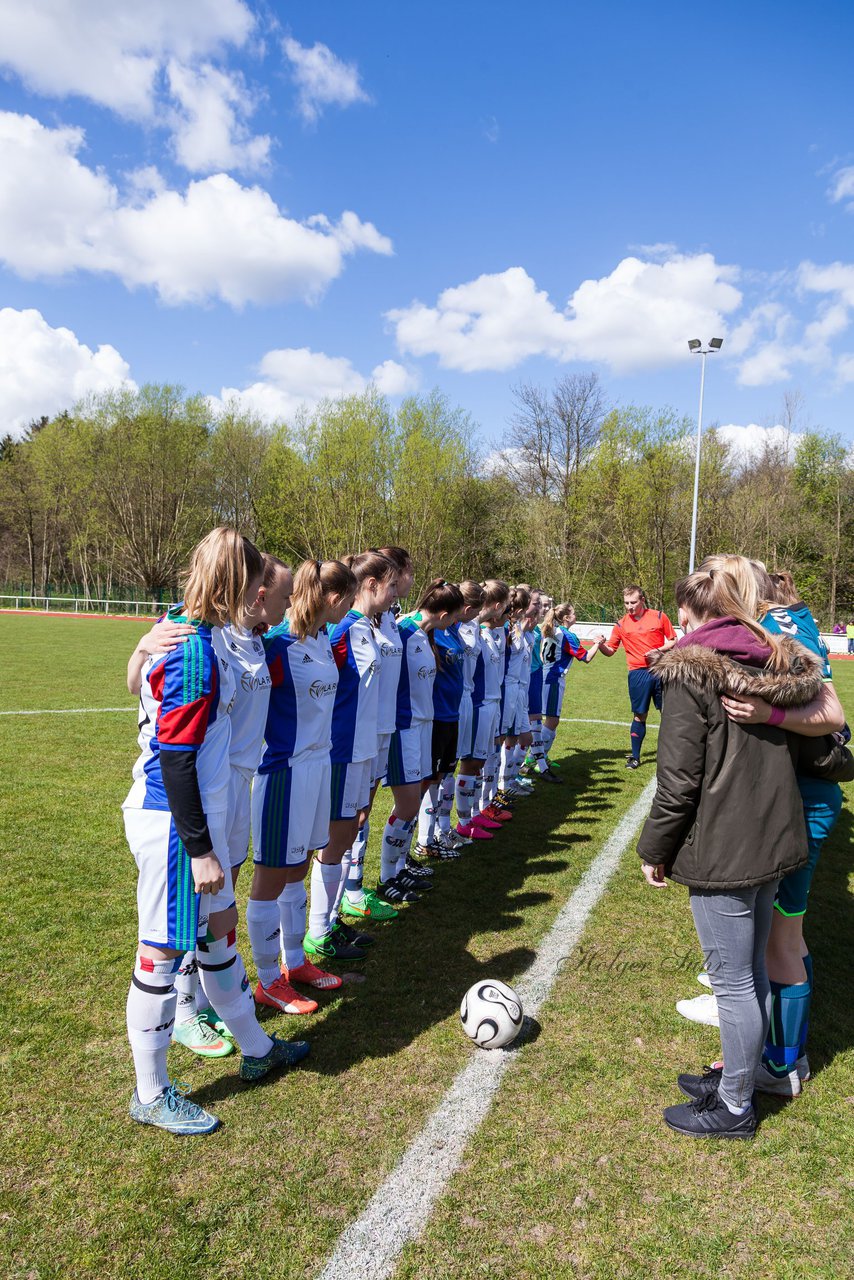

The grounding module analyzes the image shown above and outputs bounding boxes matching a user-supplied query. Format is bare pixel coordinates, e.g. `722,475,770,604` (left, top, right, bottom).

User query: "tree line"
1,378,852,625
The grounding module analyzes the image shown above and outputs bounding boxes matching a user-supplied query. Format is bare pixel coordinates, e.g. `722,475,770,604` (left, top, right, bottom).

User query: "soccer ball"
460,979,524,1049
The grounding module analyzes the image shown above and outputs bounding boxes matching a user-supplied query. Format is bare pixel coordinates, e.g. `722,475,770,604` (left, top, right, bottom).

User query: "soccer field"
1,615,852,1280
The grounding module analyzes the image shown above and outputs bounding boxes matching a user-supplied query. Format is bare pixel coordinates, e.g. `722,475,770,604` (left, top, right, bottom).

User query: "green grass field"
1,614,852,1280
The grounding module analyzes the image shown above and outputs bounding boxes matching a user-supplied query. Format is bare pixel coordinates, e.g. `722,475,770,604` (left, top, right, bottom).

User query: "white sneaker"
675,992,719,1027
697,972,712,989
754,1062,802,1097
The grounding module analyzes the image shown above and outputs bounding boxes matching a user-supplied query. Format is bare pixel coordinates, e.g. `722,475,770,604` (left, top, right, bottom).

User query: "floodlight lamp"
709,337,724,350
688,339,702,351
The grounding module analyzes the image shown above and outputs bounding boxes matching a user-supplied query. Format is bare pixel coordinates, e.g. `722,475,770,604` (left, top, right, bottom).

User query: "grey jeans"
689,881,778,1108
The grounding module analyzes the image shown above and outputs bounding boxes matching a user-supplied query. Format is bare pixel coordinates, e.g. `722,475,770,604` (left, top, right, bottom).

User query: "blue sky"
1,0,853,453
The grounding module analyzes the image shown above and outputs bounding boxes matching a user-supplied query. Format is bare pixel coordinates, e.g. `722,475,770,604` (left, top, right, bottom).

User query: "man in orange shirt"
597,584,676,769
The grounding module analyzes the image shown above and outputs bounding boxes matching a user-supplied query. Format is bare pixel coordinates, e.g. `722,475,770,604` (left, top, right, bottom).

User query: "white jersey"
480,625,504,702
505,625,527,683
213,623,271,776
458,619,480,694
376,609,404,735
396,614,437,726
259,622,338,772
520,630,535,691
328,609,383,764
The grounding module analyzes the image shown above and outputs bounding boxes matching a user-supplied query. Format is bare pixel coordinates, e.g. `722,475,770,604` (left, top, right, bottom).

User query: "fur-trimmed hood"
648,634,823,709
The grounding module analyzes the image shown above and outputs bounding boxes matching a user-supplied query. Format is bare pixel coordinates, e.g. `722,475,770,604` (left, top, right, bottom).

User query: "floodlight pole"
687,339,722,574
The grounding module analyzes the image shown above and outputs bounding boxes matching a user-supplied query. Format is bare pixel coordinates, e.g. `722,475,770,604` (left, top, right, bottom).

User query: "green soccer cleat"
172,1013,235,1058
198,1005,236,1040
130,1081,220,1136
340,888,398,922
239,1032,310,1082
304,928,369,961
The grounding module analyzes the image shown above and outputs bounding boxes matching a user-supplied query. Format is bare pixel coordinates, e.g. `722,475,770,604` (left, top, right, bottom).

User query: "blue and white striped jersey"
328,610,383,763
259,621,338,773
395,614,436,727
376,609,404,735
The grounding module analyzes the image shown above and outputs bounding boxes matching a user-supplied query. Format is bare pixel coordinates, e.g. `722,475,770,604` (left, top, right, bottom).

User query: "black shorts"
431,719,459,776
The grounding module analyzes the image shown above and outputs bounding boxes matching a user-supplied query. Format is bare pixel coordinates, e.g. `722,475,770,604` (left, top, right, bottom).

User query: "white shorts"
330,758,373,820
462,699,500,761
252,755,331,866
371,733,392,788
387,720,433,786
124,808,234,952
500,679,521,736
457,692,473,759
226,768,252,869
514,684,531,735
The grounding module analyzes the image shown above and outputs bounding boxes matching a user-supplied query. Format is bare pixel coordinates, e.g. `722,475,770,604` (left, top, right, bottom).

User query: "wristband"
767,705,785,727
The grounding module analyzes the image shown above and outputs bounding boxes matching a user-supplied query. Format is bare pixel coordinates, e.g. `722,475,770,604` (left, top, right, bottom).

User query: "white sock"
455,774,476,825
498,743,513,791
417,783,439,846
395,816,417,874
245,898,281,989
309,859,341,940
531,722,547,771
471,772,485,816
344,821,368,905
197,930,272,1058
328,850,352,931
278,880,307,971
380,812,405,882
173,951,198,1025
482,751,499,804
720,1094,750,1115
437,773,455,833
512,744,524,771
127,953,179,1103
541,725,556,760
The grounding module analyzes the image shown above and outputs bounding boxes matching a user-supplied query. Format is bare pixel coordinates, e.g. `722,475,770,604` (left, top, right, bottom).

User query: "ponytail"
289,558,356,641
675,569,788,673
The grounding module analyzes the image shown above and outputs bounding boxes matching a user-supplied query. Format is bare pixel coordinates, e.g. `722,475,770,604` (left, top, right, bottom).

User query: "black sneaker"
333,919,374,948
677,1063,723,1100
625,757,640,770
376,878,421,905
406,853,435,878
395,868,433,892
663,1090,756,1139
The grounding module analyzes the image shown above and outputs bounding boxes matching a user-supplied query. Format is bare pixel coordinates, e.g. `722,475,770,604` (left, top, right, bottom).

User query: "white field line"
0,707,136,716
316,777,657,1280
561,716,659,730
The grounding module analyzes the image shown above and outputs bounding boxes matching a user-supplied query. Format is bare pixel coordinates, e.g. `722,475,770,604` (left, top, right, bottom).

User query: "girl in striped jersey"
339,546,412,925
378,578,465,900
247,559,357,1015
541,603,601,766
123,529,308,1136
304,552,399,961
414,582,484,859
454,579,511,841
126,554,294,1058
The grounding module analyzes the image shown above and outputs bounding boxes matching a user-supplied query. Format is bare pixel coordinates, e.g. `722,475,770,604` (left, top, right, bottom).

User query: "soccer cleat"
537,768,563,784
471,812,502,831
513,775,536,790
503,781,532,798
754,1063,802,1097
481,803,513,823
172,1013,235,1058
625,757,640,770
518,764,535,778
455,821,493,841
331,921,374,949
130,1081,220,1136
254,977,318,1016
304,929,368,961
198,1005,236,1039
675,993,719,1027
443,829,470,848
340,888,398,922
426,833,463,859
376,878,421,905
394,868,433,892
663,1090,756,1139
677,1063,723,1101
287,959,344,990
239,1032,310,1082
405,854,435,878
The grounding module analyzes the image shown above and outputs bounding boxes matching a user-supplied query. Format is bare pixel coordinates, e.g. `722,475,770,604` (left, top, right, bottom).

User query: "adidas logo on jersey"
360,636,370,645
413,644,422,652
230,641,239,652
301,653,314,663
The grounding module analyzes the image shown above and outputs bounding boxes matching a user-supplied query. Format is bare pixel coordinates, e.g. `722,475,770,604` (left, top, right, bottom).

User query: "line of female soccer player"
122,529,598,1134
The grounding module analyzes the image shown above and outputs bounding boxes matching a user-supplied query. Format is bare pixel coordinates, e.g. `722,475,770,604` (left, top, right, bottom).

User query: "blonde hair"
541,601,574,638
182,526,264,626
289,559,357,641
479,578,510,611
675,569,787,673
459,578,486,609
768,570,800,608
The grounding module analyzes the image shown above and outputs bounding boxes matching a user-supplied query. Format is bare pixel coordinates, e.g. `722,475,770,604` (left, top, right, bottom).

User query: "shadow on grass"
194,745,629,1103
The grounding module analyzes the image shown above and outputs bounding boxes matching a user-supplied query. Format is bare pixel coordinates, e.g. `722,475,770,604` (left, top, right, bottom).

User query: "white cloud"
213,348,416,422
0,111,392,306
0,1,266,172
799,260,854,308
0,308,135,435
732,265,854,386
387,254,742,374
282,36,371,123
715,423,803,463
828,166,854,210
167,61,270,174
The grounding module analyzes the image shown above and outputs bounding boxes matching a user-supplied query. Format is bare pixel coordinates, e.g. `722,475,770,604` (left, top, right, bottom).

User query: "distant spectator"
832,622,843,635
846,620,854,654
